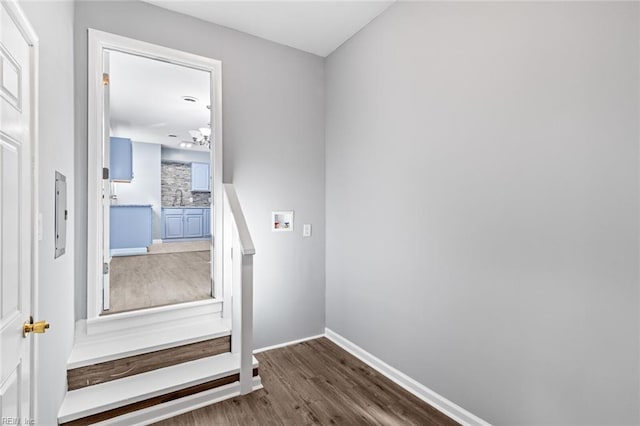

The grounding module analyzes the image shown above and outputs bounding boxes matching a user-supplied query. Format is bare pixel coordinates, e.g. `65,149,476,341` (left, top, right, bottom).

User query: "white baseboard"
254,333,325,354
152,239,163,244
110,247,147,257
324,328,490,426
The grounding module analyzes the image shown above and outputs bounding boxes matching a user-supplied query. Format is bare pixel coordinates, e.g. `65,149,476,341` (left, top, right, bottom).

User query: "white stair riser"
69,315,230,369
58,354,259,424
84,299,222,335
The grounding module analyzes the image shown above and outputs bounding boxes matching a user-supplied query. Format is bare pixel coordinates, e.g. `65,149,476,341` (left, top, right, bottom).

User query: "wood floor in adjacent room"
155,338,458,426
106,247,212,314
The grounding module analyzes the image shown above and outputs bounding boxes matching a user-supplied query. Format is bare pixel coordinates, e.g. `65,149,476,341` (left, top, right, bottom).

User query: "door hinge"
103,262,109,275
103,73,110,86
103,167,109,180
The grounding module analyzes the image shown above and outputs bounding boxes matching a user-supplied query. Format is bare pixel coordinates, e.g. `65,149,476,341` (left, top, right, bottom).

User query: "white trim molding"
110,247,147,257
252,330,490,426
86,29,224,323
324,328,491,426
253,333,325,354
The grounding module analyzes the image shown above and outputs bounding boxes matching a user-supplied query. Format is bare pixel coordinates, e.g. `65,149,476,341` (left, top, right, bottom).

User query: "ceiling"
110,2,395,149
142,1,395,57
109,50,211,152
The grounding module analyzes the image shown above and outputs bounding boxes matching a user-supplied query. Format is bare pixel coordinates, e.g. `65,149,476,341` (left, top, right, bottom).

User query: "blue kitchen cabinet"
162,208,211,239
203,208,211,237
110,137,133,182
191,162,210,192
110,205,152,256
164,214,184,238
184,209,203,238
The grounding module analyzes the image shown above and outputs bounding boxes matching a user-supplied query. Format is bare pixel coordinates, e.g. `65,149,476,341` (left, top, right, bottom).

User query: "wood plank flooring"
67,336,231,390
105,250,211,314
154,338,458,426
148,240,210,255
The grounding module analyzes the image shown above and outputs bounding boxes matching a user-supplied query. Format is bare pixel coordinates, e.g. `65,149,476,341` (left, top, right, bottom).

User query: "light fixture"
179,142,193,148
188,127,211,148
199,127,211,138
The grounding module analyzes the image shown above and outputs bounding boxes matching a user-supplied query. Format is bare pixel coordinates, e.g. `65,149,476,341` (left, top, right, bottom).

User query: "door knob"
23,319,50,337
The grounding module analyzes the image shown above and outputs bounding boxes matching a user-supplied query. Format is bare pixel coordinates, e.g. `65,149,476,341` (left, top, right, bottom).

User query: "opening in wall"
86,29,223,328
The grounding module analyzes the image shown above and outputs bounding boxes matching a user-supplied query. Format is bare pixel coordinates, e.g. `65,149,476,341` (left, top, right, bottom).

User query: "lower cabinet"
184,210,203,238
164,214,184,239
162,208,211,239
203,209,211,238
110,205,152,256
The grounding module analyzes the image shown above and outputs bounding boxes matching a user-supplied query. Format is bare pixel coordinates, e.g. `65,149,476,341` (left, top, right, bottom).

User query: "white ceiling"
109,50,211,152
110,2,394,148
142,1,395,57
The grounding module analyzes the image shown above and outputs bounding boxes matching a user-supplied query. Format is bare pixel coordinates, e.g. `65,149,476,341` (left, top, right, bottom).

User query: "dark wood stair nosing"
60,368,259,426
67,335,231,390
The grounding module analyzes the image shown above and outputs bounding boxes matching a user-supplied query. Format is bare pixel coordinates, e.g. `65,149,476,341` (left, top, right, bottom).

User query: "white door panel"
0,2,34,421
0,369,20,420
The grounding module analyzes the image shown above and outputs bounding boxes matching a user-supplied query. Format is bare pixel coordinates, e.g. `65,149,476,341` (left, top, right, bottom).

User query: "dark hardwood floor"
67,336,231,390
154,337,458,425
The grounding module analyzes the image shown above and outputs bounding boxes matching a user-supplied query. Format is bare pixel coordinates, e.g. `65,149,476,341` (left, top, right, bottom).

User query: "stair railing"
222,183,256,394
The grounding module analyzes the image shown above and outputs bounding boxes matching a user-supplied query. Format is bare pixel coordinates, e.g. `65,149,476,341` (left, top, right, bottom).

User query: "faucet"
174,189,184,206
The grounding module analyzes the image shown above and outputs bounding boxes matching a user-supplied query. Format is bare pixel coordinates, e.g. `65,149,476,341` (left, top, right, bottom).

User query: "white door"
0,2,35,422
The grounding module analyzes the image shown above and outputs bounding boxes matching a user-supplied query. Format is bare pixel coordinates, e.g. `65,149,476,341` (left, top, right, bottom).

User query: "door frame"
1,0,40,421
86,30,223,328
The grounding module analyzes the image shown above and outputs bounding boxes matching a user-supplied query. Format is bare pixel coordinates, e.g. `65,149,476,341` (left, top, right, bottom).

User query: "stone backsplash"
161,161,210,207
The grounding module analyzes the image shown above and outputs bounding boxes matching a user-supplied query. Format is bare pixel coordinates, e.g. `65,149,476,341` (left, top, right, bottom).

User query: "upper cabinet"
191,162,210,192
110,137,133,182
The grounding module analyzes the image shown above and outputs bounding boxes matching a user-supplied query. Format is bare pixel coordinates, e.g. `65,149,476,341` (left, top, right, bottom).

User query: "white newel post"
222,196,233,320
225,184,256,395
239,253,254,394
231,227,254,394
230,227,240,357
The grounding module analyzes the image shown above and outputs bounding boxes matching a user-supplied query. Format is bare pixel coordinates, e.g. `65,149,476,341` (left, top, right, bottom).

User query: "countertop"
111,204,153,208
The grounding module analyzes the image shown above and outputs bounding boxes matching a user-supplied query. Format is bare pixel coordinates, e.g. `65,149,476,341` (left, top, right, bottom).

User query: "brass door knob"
23,320,50,337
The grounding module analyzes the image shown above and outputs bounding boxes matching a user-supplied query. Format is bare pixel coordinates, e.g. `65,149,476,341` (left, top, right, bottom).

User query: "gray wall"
115,142,162,239
325,2,639,425
21,1,76,423
74,1,326,349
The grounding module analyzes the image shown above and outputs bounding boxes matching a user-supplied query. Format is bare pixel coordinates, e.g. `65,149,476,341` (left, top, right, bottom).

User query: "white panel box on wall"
272,211,293,232
55,171,68,258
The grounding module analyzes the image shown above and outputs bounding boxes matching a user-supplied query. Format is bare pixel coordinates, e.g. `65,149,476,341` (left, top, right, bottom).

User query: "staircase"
59,185,258,425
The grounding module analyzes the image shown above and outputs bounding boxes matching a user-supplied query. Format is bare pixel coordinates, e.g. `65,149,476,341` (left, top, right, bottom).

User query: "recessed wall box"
272,211,293,232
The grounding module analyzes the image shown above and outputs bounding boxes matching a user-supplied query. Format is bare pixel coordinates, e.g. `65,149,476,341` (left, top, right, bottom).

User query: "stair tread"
68,316,231,369
59,353,258,423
